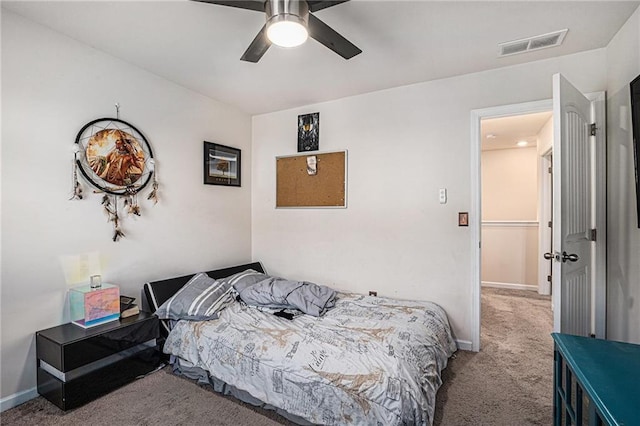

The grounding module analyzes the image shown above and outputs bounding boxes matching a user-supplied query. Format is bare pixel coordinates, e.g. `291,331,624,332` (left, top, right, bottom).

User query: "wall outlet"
369,291,377,297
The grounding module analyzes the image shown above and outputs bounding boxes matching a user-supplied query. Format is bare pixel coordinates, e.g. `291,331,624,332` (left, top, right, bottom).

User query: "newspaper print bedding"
163,292,457,425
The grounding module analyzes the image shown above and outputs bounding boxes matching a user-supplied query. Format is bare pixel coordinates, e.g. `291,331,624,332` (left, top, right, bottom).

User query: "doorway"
479,111,554,356
480,111,553,294
470,86,607,352
470,99,553,352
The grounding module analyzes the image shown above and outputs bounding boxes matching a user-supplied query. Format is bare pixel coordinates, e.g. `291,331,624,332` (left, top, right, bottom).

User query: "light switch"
439,188,447,204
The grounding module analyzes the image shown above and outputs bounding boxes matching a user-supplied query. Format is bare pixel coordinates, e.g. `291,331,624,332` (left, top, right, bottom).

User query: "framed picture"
203,142,241,186
458,212,469,227
298,112,319,152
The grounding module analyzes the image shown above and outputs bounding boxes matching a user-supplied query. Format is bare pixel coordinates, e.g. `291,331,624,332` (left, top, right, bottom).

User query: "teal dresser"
552,333,640,425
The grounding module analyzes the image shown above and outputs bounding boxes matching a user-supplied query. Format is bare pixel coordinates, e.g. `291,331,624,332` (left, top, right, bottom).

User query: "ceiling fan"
193,0,362,63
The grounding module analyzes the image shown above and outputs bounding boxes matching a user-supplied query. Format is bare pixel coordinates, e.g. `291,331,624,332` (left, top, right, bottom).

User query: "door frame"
470,93,606,352
538,148,553,296
589,91,607,339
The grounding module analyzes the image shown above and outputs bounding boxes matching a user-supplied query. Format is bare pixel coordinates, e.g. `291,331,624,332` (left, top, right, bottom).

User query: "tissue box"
70,283,120,328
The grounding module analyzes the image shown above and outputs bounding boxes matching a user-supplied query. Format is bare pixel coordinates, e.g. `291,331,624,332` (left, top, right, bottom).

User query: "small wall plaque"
459,212,469,227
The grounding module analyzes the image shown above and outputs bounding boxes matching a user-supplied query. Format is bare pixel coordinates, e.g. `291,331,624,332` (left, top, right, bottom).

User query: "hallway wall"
481,146,539,288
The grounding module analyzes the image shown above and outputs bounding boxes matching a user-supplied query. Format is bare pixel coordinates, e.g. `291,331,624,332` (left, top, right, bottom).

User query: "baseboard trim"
481,220,539,227
482,281,537,291
0,387,38,412
455,339,473,351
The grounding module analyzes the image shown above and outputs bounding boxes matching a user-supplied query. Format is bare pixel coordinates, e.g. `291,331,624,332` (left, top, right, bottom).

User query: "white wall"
481,225,539,287
481,147,538,221
605,6,640,344
537,116,554,155
252,49,607,345
481,147,539,287
1,10,252,403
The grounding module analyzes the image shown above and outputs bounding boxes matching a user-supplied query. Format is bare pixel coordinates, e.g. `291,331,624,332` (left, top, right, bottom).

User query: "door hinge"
548,221,552,228
590,123,597,136
547,275,552,282
548,166,552,174
590,228,597,241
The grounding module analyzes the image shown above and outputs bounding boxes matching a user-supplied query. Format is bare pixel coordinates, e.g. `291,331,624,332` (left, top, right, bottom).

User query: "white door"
551,74,594,336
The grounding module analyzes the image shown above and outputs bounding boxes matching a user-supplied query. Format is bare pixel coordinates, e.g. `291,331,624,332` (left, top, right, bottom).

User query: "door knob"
543,252,554,260
561,251,579,263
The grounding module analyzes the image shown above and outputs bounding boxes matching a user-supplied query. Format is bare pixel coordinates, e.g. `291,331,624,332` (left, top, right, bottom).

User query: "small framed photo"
298,112,319,152
204,142,241,186
458,212,469,227
119,295,135,309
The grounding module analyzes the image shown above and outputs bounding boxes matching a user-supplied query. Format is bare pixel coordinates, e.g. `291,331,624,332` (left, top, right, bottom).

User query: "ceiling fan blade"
190,0,265,12
240,24,271,63
306,0,350,13
308,14,361,60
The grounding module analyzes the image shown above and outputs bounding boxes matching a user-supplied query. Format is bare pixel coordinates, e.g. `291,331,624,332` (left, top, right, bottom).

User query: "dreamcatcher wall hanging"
71,104,159,241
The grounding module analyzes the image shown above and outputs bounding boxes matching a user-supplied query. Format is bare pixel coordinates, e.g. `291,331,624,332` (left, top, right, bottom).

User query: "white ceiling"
481,111,553,151
3,1,639,115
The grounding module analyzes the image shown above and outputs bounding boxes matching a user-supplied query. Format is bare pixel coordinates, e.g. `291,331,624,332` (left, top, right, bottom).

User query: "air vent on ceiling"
498,29,568,57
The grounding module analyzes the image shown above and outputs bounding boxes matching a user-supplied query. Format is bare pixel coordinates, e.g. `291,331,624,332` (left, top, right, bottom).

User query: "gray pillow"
155,272,234,321
222,269,269,293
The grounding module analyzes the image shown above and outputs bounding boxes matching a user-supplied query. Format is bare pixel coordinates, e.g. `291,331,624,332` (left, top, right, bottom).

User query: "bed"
143,262,457,425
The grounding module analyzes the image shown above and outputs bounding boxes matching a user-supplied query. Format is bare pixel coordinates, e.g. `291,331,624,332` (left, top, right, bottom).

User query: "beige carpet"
0,366,294,426
434,287,553,425
1,288,552,425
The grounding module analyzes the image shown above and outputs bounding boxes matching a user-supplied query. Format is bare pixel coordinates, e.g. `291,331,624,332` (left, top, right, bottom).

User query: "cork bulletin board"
276,150,347,208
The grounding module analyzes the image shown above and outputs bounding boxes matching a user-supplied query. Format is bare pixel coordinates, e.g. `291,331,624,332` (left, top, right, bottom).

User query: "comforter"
164,292,457,425
236,276,337,317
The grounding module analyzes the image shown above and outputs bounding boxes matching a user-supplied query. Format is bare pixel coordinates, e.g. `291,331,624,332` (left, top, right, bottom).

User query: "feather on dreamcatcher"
71,106,159,242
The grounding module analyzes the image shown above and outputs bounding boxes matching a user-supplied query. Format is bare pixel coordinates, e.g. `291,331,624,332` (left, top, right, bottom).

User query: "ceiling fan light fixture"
204,0,360,63
267,15,308,48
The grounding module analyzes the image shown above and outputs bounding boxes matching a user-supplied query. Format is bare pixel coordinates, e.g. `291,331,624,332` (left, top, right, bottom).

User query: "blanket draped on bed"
235,276,337,317
164,292,457,425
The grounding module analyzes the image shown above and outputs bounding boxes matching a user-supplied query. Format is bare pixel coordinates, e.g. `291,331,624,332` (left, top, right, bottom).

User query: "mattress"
163,292,457,425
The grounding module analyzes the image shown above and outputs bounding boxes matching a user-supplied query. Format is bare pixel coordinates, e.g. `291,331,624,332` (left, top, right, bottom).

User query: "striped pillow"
154,272,234,321
222,269,268,293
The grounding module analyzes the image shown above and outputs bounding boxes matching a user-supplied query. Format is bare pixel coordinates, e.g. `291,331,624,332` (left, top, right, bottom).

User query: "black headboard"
143,262,265,336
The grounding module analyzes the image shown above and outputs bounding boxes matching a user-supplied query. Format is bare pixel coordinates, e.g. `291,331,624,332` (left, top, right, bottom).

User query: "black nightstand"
36,312,161,410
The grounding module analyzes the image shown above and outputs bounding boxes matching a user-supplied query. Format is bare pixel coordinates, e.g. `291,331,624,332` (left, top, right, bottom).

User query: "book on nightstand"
121,304,140,318
120,295,139,318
